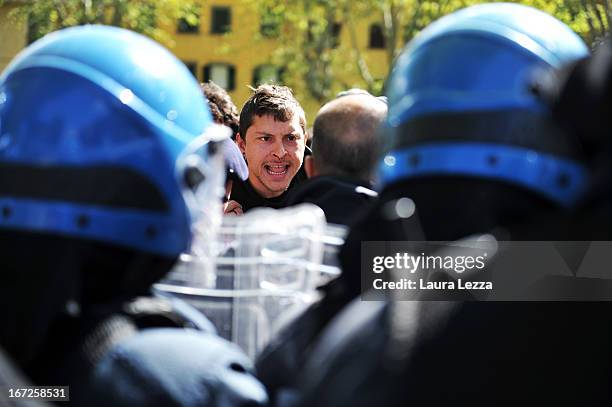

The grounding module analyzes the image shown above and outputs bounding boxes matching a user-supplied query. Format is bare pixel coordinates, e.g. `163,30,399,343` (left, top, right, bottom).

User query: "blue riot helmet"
0,25,213,257
381,3,590,209
0,25,231,366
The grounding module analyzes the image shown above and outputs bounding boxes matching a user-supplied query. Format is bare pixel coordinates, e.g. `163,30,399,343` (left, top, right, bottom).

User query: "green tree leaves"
4,0,202,47
251,0,609,104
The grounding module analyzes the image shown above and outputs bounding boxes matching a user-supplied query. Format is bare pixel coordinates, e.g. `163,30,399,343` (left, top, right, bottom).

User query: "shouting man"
226,85,308,214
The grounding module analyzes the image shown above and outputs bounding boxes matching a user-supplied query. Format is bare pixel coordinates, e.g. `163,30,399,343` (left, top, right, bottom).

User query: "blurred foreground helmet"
0,25,220,258
381,3,589,207
0,26,243,368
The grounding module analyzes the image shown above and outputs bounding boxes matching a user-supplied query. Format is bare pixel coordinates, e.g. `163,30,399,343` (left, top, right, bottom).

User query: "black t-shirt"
229,165,308,212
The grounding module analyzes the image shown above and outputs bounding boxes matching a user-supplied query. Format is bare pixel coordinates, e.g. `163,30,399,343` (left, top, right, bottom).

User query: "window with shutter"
369,24,386,49
177,5,200,34
253,65,280,86
211,7,232,34
203,63,236,91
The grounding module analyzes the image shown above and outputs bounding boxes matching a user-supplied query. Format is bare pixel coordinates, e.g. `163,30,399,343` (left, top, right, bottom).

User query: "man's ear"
236,133,246,155
304,155,317,178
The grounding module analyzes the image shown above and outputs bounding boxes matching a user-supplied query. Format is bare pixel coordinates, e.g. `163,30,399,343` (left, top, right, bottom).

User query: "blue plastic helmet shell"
387,3,588,127
0,25,214,257
381,3,590,207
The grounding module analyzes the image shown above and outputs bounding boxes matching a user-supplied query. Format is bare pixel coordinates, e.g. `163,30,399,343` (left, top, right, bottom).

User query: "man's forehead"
250,114,303,133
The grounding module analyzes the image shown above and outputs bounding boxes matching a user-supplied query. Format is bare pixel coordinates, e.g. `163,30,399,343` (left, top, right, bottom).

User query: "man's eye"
287,135,297,142
259,136,271,142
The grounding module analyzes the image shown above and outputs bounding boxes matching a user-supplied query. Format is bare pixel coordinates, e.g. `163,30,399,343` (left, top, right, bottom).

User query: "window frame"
368,23,386,49
203,63,236,91
211,6,232,34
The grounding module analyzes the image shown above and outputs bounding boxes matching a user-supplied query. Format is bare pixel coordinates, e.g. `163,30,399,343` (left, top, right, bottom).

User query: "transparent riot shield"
155,204,345,358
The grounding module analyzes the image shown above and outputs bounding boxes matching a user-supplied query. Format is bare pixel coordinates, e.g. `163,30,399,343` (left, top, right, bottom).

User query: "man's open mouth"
265,164,289,176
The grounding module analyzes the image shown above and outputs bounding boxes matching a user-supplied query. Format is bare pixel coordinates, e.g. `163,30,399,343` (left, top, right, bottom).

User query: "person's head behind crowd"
307,91,387,182
200,80,240,139
237,84,307,198
0,25,266,406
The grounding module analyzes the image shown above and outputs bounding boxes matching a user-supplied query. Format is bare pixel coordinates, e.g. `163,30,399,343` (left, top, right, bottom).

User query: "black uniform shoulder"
286,176,377,226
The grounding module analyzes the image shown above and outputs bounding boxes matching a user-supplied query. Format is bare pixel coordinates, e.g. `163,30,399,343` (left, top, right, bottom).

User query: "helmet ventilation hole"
76,215,90,229
229,362,247,373
145,225,157,239
557,173,570,188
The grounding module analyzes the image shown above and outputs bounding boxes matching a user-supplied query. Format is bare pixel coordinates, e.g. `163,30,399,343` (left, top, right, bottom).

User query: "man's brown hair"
238,85,306,141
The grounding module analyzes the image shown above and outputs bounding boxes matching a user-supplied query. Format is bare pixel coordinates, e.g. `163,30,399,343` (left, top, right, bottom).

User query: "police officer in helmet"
290,4,612,405
0,25,267,406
